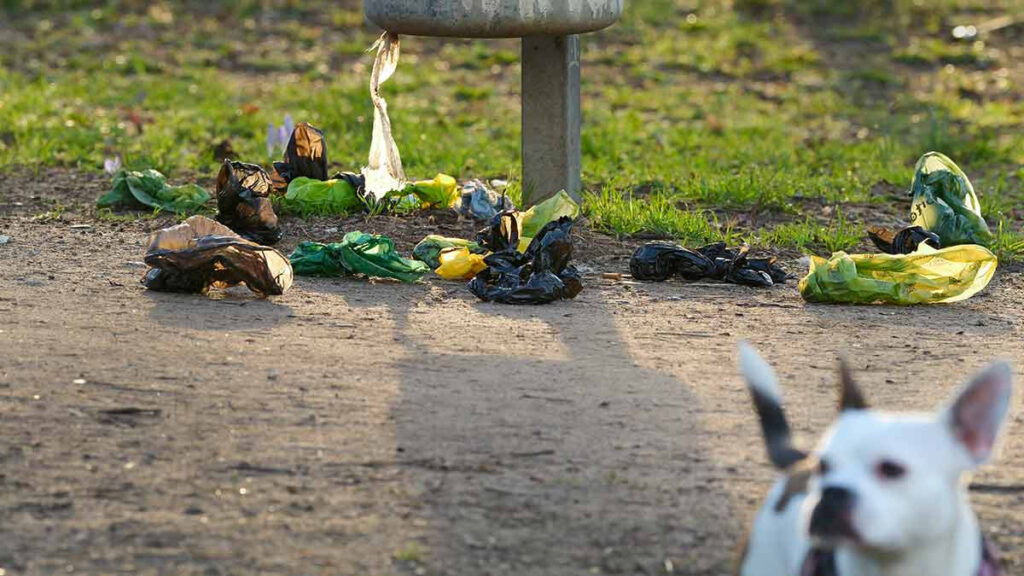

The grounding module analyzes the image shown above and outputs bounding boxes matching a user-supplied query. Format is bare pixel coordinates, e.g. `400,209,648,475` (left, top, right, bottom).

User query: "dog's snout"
809,487,859,542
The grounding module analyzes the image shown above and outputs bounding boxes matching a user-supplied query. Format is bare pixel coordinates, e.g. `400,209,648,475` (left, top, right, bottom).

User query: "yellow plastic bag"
435,247,489,280
410,173,459,209
520,190,580,238
799,244,997,305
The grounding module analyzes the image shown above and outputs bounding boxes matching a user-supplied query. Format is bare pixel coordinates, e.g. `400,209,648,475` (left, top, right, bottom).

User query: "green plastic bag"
521,190,581,238
280,177,363,216
289,232,429,283
97,169,210,213
909,152,992,247
413,235,487,269
799,244,997,305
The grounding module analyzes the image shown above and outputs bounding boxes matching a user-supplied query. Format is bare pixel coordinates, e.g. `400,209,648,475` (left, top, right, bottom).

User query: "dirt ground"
2,171,1024,576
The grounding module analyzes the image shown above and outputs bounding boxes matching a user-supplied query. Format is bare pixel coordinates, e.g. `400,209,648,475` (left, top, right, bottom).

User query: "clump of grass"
760,208,863,253
583,187,733,246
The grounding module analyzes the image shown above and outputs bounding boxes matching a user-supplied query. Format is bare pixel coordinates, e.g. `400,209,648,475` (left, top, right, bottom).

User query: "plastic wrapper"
459,180,515,220
630,242,788,287
273,122,329,187
280,177,364,216
413,235,486,270
909,152,992,247
97,169,210,213
469,217,583,305
798,244,997,305
215,160,283,245
289,231,429,283
435,247,489,280
143,215,293,297
868,225,941,255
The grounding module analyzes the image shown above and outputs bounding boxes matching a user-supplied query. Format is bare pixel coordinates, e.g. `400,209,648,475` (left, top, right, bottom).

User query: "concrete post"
521,35,581,207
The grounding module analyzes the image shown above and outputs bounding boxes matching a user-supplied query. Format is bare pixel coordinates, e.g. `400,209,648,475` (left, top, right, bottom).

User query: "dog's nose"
809,487,859,541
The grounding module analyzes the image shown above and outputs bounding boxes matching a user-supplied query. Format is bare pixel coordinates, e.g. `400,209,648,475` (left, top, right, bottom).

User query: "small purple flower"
104,156,122,175
283,114,295,139
266,123,277,157
278,125,289,150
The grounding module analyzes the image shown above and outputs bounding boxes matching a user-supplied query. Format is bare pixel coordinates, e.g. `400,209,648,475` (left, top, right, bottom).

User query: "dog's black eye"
876,460,906,480
817,458,832,476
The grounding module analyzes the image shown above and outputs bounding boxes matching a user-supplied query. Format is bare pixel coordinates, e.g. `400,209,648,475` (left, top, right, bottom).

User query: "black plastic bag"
476,209,524,253
143,216,293,297
273,122,328,187
630,242,788,287
215,160,283,245
468,217,583,305
867,225,942,255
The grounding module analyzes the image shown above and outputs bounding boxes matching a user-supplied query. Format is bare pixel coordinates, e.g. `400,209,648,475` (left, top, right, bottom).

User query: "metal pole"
521,35,582,208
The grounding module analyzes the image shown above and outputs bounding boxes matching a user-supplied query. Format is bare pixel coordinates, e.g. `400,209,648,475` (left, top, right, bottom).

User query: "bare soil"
2,171,1024,576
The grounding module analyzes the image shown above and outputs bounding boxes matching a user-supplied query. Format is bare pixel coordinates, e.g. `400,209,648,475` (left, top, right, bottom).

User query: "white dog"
737,343,1011,576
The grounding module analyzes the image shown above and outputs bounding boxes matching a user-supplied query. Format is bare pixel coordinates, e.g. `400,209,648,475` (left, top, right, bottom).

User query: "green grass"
0,0,1021,257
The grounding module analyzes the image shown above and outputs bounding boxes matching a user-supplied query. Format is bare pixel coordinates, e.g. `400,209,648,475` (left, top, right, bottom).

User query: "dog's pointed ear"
739,342,807,470
943,362,1014,467
838,356,869,412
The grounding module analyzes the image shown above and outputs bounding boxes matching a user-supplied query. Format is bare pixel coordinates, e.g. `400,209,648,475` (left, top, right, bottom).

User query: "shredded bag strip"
798,244,997,305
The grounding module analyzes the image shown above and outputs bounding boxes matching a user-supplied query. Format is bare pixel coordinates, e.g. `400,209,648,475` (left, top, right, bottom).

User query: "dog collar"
799,535,1002,576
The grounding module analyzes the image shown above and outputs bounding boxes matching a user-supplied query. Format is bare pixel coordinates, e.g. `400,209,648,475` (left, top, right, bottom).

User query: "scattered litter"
97,169,210,213
868,225,941,255
363,32,405,200
273,122,329,187
143,215,293,297
469,217,583,305
215,160,283,245
630,242,788,287
799,244,996,305
0,235,12,245
281,176,364,216
435,247,488,280
459,180,515,220
70,224,92,230
909,152,992,247
289,232,428,283
413,235,487,270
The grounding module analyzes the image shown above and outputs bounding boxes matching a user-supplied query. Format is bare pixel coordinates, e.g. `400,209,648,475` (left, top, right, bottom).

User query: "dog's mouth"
809,507,863,546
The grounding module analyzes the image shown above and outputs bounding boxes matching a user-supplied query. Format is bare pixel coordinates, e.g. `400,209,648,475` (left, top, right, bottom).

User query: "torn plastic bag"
436,247,489,280
630,242,788,287
868,225,942,255
521,190,581,239
468,217,583,305
97,169,210,213
280,176,364,216
909,152,992,247
362,32,406,201
798,244,996,305
215,160,283,245
289,231,429,283
273,122,328,188
413,235,487,270
143,215,293,297
459,180,515,220
477,209,525,253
